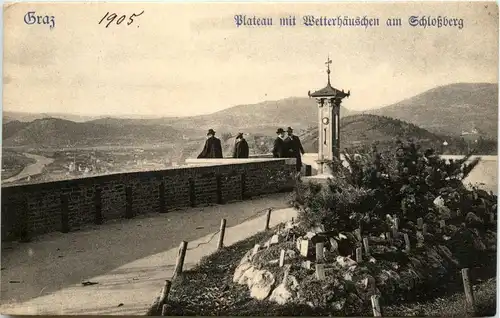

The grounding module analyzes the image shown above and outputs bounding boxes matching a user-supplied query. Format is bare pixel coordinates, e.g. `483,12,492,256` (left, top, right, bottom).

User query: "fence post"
217,219,227,249
461,268,475,311
356,247,362,263
371,294,382,316
315,242,324,262
363,237,370,256
264,208,272,231
156,280,172,312
315,264,325,280
173,241,188,279
279,249,285,267
403,233,411,252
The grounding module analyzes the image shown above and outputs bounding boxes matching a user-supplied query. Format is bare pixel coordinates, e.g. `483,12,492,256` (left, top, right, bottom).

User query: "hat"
236,133,244,139
287,127,293,132
207,129,216,136
276,128,285,134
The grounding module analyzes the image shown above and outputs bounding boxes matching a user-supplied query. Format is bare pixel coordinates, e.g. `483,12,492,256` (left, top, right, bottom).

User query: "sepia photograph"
1,1,498,316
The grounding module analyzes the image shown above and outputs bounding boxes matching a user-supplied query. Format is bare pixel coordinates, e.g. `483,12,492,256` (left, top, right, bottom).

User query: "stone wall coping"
185,158,296,166
1,158,292,192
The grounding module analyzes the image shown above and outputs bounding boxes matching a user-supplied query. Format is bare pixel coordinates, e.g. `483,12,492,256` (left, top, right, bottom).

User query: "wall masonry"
1,159,296,242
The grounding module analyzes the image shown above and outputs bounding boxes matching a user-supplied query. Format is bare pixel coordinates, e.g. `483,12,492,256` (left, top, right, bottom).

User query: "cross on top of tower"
325,54,332,84
325,55,332,85
308,54,350,99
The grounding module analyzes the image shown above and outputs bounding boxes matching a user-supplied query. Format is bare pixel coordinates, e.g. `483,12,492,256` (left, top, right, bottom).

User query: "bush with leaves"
293,140,496,237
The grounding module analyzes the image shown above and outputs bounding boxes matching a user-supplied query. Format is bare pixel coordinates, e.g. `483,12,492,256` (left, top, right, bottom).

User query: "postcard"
1,1,498,316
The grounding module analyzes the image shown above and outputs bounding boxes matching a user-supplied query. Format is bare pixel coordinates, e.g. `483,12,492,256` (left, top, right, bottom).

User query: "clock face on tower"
322,117,329,125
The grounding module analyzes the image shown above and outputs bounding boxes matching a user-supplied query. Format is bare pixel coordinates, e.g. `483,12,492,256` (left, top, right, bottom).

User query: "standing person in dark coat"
272,128,286,158
284,127,305,172
197,129,223,158
233,133,249,158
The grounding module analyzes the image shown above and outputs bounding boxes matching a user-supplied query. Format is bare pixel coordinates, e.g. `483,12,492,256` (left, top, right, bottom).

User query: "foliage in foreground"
293,140,496,235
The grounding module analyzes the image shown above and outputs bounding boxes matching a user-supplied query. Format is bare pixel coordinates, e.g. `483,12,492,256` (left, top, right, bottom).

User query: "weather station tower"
308,56,350,175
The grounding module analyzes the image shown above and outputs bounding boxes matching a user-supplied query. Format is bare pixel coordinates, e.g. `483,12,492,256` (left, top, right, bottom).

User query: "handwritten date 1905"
98,11,144,28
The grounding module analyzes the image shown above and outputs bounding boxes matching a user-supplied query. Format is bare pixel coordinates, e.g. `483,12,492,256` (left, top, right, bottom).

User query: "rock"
336,256,357,268
249,269,276,300
233,262,253,284
269,283,292,305
269,274,299,305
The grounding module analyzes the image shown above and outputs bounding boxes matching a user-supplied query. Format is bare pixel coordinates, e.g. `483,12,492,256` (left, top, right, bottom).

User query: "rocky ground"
156,217,496,316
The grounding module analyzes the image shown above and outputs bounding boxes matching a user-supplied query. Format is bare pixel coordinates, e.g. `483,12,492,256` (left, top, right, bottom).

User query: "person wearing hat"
272,128,286,158
284,126,305,172
197,128,223,159
232,133,249,158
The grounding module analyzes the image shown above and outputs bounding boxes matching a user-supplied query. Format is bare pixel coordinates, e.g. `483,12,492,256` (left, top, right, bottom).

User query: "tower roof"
308,55,350,99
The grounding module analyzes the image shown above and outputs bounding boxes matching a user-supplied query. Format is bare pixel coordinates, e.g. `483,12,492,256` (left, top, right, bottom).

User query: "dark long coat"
233,138,249,158
284,135,305,171
197,136,223,159
272,137,286,158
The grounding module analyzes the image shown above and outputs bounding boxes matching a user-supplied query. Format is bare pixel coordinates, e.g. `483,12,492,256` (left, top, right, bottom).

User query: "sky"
3,2,498,117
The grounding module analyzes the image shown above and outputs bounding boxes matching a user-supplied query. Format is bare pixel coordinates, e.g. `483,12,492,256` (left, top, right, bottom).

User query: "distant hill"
368,83,498,139
3,118,184,148
3,111,109,123
88,97,355,134
297,114,497,155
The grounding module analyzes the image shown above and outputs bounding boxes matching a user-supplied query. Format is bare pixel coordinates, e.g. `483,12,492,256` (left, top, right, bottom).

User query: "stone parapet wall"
1,159,296,242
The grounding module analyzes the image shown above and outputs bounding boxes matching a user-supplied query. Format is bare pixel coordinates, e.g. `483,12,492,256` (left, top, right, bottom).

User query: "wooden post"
217,219,227,249
156,280,172,312
264,208,272,231
315,242,324,262
363,237,370,255
125,186,134,219
161,304,168,316
173,241,188,279
94,188,103,225
461,268,475,310
371,294,382,316
60,194,70,233
356,247,362,263
403,233,411,252
159,181,167,214
394,217,399,231
315,263,326,280
417,217,423,230
279,249,285,267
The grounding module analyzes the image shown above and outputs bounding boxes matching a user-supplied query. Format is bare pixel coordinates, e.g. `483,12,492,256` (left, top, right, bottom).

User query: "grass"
153,228,497,316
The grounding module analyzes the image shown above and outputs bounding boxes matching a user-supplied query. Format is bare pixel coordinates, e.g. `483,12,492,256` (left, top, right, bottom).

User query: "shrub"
293,140,495,234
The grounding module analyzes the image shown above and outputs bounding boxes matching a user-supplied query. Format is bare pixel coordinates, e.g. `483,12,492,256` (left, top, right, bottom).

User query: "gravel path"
0,193,292,314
